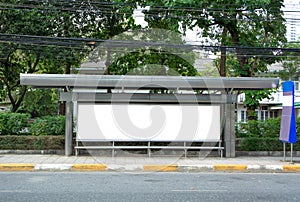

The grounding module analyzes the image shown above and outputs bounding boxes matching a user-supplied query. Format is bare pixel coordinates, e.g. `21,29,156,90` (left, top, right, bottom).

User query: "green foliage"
138,0,286,120
236,117,300,151
236,118,281,138
0,135,65,150
29,116,65,136
237,137,288,151
0,112,65,136
243,89,277,120
17,89,59,117
87,27,198,77
0,0,123,112
278,42,300,80
110,49,197,76
0,113,30,135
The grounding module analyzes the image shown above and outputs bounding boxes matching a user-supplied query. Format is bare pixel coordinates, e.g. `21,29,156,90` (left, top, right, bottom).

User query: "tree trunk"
219,27,227,77
10,86,27,112
226,22,249,77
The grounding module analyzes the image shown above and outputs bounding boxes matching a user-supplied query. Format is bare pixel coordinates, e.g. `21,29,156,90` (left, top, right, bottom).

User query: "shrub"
0,113,30,135
29,115,65,135
236,118,281,138
236,117,300,151
259,118,281,138
236,117,300,138
237,137,300,151
0,135,65,150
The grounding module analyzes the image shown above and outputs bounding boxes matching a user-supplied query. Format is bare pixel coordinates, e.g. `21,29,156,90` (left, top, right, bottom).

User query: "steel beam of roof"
20,74,279,90
60,92,237,104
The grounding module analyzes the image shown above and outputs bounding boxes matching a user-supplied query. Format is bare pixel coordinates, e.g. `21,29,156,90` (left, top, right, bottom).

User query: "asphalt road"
0,172,299,202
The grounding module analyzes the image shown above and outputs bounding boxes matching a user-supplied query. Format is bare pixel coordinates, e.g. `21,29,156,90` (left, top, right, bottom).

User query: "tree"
84,2,198,79
101,27,198,77
0,0,143,112
17,89,59,117
0,0,89,112
278,42,300,81
140,0,286,119
84,0,138,76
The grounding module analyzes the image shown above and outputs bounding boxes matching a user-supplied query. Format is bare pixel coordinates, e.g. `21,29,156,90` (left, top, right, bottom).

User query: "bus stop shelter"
20,74,279,158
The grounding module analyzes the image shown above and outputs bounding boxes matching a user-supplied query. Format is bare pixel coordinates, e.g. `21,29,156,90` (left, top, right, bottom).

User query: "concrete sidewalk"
0,154,300,172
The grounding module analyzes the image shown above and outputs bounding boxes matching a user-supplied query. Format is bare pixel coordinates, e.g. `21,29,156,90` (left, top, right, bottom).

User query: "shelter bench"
75,140,224,158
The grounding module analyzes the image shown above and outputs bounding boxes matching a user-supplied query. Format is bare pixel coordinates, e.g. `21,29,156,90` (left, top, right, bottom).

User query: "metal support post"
283,143,286,161
65,100,73,156
291,143,293,163
224,94,236,158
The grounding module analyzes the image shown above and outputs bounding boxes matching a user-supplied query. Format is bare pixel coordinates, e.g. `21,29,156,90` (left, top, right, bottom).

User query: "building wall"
284,0,300,41
236,80,300,123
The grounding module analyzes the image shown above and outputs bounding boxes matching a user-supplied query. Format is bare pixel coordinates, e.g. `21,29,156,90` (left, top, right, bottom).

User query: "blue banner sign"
279,81,297,143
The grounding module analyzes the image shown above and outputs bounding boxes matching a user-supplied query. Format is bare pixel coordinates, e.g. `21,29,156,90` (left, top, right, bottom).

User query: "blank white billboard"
77,104,220,141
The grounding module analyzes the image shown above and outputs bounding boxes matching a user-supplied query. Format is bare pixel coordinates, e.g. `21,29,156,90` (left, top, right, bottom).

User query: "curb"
143,164,178,172
283,165,300,172
214,164,247,171
0,164,300,172
72,164,106,171
0,164,35,171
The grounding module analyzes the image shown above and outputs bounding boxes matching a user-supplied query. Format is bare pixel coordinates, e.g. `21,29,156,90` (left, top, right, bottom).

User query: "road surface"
0,172,299,202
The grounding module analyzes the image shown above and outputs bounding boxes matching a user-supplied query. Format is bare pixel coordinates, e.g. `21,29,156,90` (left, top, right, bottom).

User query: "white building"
284,0,300,41
236,81,300,122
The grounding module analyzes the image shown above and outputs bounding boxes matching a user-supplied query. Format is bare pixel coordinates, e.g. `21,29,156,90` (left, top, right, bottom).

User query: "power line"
0,33,299,57
0,7,295,25
0,1,295,14
0,1,298,26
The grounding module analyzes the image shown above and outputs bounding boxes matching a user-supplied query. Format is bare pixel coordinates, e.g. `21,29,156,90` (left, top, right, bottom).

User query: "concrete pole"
224,95,236,158
65,101,73,156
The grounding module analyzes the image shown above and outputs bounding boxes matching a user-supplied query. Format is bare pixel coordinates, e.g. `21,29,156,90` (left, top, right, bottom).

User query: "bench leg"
75,141,78,156
184,142,187,158
112,141,115,158
148,142,151,158
219,141,223,158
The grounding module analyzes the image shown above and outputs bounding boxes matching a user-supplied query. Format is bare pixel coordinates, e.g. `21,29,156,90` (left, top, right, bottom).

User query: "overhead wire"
0,1,299,60
0,1,299,27
0,1,299,16
9,0,298,12
0,33,299,58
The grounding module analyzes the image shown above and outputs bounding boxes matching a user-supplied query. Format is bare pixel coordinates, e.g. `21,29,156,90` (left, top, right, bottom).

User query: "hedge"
0,113,30,135
29,115,65,136
0,113,65,136
236,137,300,151
0,135,65,150
236,117,300,138
236,117,300,151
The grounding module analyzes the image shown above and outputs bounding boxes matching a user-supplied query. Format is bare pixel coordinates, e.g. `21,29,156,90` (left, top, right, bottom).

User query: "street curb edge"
0,164,300,172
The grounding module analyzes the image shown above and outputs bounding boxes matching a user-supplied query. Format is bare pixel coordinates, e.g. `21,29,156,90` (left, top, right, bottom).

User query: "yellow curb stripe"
214,164,247,171
72,164,106,171
143,164,178,172
283,165,300,172
0,164,35,171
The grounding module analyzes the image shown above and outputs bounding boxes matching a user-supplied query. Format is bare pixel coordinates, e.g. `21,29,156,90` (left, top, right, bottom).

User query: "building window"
259,110,269,121
295,81,299,91
270,111,278,118
241,110,247,123
262,111,268,121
